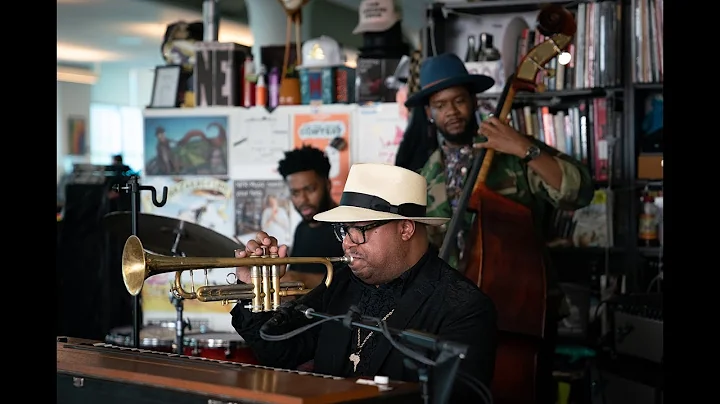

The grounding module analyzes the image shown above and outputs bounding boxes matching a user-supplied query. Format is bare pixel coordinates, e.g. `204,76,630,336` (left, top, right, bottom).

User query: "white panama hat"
313,163,449,226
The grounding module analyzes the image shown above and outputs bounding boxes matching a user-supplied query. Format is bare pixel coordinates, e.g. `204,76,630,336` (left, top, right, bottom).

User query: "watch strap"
521,145,540,163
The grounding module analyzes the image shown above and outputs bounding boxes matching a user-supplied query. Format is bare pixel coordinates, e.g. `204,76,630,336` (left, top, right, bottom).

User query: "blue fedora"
404,53,495,108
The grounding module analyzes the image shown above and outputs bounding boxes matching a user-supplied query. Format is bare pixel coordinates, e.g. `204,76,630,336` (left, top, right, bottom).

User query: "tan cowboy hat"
313,163,449,226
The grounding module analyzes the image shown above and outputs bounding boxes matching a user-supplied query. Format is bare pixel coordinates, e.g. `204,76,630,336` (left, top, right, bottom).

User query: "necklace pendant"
349,353,360,372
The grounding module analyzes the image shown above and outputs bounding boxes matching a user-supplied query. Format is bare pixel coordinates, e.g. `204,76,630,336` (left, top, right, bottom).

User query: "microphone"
293,305,362,330
295,304,312,318
259,300,297,333
259,281,329,333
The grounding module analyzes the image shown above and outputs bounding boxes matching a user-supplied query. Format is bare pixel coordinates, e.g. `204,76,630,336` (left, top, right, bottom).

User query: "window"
88,103,145,173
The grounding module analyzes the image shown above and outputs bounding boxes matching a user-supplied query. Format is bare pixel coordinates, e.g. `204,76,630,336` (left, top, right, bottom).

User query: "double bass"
438,4,577,404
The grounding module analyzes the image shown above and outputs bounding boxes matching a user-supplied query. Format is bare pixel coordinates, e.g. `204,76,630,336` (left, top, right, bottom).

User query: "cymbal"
103,211,243,257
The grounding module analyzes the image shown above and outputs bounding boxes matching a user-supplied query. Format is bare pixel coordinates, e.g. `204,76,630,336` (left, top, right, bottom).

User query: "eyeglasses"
332,220,392,245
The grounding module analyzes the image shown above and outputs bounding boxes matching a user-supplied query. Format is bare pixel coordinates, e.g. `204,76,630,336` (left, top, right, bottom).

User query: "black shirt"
289,221,344,274
345,252,427,376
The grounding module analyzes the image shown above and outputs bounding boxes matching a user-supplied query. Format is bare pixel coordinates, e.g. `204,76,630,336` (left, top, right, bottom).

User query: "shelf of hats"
140,1,421,331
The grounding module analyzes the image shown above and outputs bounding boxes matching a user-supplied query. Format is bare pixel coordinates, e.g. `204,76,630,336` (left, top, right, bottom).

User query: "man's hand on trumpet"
234,231,289,284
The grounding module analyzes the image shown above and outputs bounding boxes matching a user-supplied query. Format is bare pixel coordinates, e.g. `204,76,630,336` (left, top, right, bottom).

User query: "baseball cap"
296,36,344,69
352,0,401,35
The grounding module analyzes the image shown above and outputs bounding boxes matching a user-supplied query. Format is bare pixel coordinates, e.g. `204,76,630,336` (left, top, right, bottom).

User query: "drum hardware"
121,235,351,312
168,289,191,355
168,221,190,356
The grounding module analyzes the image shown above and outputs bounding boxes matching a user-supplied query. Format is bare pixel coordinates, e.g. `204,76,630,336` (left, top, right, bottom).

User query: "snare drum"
183,332,258,364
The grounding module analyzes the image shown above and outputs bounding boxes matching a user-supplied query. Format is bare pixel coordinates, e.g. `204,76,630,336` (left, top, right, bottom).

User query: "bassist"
404,52,595,403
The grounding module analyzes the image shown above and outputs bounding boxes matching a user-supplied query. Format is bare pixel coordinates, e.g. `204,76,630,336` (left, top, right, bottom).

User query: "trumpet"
121,235,352,312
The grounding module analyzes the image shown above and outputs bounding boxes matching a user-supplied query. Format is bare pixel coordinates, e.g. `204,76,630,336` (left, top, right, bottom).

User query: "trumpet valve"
261,263,272,312
270,252,281,310
249,252,263,313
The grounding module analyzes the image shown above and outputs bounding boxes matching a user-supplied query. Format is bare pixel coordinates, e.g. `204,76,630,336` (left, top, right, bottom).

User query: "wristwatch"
521,145,541,163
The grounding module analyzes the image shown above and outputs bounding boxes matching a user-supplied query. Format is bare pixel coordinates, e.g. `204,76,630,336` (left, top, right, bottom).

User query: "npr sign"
193,42,251,107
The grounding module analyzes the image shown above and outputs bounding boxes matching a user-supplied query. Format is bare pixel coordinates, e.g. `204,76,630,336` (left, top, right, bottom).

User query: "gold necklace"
348,309,395,372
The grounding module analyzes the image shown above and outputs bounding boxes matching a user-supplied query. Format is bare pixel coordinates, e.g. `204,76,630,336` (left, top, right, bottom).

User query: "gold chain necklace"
348,309,395,372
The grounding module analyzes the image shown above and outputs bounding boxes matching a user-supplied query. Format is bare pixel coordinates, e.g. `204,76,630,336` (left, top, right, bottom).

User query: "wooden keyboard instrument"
57,337,418,404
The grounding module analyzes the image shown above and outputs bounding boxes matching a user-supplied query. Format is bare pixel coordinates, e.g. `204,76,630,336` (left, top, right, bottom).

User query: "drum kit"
102,211,256,364
104,322,258,364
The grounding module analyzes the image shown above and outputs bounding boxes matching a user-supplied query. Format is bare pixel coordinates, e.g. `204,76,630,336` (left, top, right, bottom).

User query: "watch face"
530,145,541,158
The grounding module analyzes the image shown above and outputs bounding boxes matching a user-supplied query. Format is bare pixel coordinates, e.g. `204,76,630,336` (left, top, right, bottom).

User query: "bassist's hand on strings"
474,117,533,158
477,117,564,190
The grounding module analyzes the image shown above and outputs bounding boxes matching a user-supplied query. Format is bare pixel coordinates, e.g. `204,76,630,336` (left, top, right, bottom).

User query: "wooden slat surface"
56,337,416,404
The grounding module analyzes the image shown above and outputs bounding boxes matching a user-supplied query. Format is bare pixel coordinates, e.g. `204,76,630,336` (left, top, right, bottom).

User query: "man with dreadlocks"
235,145,343,289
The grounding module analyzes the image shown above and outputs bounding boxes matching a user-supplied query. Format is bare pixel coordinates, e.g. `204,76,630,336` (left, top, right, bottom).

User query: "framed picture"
67,116,86,155
150,65,183,108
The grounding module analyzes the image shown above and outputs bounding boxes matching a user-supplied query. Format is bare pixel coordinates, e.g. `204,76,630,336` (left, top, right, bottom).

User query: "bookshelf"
624,0,664,295
422,0,664,401
422,0,663,295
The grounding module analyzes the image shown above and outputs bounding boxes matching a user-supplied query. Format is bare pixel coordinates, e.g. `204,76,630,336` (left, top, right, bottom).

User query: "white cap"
296,36,344,70
373,375,389,385
352,0,401,35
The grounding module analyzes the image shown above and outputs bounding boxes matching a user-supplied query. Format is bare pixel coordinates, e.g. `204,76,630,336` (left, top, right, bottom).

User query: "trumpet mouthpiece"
330,256,353,264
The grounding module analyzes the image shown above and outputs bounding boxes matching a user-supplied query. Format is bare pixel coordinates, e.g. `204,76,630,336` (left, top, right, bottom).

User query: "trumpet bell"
123,235,147,296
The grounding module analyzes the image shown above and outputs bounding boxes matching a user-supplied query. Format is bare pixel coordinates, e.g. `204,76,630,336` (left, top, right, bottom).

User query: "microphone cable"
259,313,345,342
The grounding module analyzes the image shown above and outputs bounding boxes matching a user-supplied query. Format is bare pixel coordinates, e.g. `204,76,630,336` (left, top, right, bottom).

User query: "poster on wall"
234,180,294,248
229,108,291,180
355,103,408,165
139,176,237,332
292,112,351,203
143,115,229,176
67,115,87,155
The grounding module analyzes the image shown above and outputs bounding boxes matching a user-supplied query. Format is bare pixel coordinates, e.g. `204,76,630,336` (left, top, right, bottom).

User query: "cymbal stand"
169,220,189,355
168,289,190,356
114,175,168,348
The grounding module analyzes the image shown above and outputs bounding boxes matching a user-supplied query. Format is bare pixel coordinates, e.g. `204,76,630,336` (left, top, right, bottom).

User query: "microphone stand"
298,307,467,404
115,176,168,348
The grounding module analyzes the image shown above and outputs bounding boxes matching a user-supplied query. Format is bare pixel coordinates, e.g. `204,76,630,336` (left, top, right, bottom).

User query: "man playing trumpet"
231,163,497,402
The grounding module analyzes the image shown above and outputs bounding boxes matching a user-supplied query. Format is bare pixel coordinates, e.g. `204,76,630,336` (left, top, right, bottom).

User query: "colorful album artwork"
139,176,237,331
143,115,229,176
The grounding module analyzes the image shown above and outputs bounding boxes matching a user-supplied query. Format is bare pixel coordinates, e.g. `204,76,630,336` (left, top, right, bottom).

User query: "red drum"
105,325,173,352
183,332,258,364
